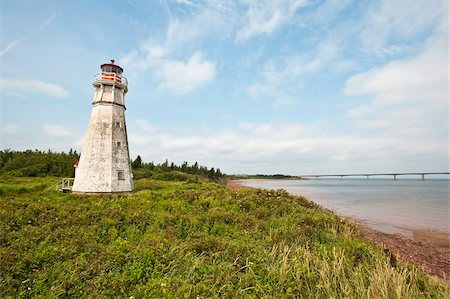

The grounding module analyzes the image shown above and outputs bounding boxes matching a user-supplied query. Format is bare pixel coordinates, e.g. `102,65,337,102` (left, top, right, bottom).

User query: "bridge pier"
393,174,397,180
366,175,369,179
422,174,425,180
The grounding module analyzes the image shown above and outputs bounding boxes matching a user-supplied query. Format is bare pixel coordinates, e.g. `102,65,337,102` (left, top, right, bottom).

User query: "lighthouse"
72,60,133,193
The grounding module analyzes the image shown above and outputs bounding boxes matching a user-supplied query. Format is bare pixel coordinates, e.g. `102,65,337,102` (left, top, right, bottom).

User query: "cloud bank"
0,78,70,98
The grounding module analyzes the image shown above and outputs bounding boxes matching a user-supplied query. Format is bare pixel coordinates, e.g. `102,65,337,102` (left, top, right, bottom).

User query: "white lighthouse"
72,60,133,193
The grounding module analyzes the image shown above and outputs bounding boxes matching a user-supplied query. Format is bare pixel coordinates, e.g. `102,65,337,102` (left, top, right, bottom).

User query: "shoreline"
227,179,449,281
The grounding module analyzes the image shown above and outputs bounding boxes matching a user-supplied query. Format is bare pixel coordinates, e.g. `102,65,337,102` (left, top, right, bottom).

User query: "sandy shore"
227,179,449,282
413,229,449,248
357,224,449,281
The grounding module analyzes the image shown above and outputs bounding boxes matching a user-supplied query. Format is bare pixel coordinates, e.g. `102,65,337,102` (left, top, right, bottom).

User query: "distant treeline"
230,174,299,179
131,155,224,180
0,149,79,177
0,150,225,181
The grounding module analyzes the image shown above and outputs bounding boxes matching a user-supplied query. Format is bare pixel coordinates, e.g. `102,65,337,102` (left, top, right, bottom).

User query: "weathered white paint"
72,69,133,193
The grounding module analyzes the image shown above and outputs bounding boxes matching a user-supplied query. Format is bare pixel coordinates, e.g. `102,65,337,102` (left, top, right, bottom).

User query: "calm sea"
240,178,450,235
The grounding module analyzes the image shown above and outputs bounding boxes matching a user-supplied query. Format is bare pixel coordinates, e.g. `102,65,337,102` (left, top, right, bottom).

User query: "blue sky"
0,0,448,174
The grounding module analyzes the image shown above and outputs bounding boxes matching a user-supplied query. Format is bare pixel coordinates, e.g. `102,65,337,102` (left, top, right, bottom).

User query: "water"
240,179,450,235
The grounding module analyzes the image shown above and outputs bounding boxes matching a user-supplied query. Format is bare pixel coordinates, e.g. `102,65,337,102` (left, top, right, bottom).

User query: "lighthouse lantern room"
72,60,133,193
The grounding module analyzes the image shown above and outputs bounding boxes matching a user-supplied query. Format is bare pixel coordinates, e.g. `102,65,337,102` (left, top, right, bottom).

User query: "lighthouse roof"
101,60,123,73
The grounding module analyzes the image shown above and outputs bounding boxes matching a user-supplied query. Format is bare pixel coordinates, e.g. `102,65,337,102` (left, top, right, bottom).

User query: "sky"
0,0,448,175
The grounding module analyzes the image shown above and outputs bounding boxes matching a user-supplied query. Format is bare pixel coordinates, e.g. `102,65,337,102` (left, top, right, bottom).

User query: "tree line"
0,150,225,180
0,149,80,177
131,155,224,180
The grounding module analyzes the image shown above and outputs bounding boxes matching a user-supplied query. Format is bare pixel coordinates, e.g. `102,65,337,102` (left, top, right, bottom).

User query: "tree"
208,167,215,178
132,155,143,169
193,162,199,174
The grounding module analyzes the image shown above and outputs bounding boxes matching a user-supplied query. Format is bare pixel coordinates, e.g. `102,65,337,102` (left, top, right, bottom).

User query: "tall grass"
0,177,447,298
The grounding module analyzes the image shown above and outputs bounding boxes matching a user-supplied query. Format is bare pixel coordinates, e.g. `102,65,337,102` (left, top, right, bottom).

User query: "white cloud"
359,0,444,54
156,51,216,95
300,0,351,27
1,123,83,152
164,7,232,49
122,4,233,69
1,124,19,135
43,124,74,138
273,96,296,108
246,57,306,100
121,7,226,95
345,18,450,176
170,0,195,6
236,0,307,42
246,31,346,103
345,28,447,141
219,113,233,122
123,1,447,174
0,78,70,98
40,123,83,150
129,119,446,174
123,48,216,95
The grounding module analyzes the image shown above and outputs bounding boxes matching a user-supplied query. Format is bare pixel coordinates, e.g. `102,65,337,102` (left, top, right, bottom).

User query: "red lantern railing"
93,72,128,88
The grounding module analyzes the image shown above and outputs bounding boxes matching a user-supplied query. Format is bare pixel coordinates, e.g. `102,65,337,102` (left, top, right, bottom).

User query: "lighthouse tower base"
72,102,133,193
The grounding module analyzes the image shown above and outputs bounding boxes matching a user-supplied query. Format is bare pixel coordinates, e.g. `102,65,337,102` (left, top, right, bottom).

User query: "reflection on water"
241,179,450,234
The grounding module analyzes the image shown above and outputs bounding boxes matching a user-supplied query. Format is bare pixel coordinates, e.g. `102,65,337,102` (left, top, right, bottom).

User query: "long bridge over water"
298,172,450,180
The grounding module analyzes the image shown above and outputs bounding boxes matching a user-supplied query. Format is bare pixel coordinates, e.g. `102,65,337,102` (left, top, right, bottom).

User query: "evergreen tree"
132,155,143,169
208,167,215,178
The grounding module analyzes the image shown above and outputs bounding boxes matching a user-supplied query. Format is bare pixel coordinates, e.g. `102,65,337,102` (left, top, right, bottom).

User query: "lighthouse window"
116,141,122,147
118,171,124,180
115,121,121,128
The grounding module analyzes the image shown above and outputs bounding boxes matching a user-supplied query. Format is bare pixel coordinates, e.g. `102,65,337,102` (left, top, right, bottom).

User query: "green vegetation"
132,156,224,181
0,150,79,178
1,176,447,298
0,150,224,182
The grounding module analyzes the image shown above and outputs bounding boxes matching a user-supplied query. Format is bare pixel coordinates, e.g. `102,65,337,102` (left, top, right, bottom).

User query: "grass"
0,177,448,298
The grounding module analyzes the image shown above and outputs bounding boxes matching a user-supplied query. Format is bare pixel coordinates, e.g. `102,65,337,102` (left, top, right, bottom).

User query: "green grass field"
0,177,448,298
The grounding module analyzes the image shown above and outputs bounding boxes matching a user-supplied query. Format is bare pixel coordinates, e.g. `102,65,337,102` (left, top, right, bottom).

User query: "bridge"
298,172,450,180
